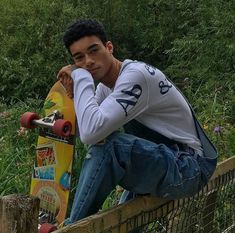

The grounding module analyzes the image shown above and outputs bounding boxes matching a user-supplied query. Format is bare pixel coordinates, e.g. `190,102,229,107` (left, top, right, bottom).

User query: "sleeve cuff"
71,68,92,81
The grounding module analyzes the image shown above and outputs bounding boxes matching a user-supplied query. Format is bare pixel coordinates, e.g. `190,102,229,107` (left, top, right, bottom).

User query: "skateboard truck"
38,211,50,225
20,111,72,137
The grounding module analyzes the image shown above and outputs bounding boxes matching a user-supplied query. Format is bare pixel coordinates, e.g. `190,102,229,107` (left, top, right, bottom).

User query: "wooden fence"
1,156,235,233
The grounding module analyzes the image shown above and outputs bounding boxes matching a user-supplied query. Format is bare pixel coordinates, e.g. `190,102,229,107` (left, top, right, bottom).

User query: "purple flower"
213,126,222,134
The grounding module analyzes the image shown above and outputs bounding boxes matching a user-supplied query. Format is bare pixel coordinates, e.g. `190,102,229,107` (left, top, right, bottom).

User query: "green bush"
0,0,88,102
0,0,234,197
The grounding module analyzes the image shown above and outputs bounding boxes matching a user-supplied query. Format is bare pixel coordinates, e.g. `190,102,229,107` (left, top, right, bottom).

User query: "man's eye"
90,48,98,54
74,55,83,61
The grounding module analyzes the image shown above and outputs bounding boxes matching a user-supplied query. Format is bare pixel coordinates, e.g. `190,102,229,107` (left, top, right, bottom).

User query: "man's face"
69,36,113,82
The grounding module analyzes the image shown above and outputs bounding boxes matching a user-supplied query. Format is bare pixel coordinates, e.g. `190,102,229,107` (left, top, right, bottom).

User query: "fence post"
0,194,40,233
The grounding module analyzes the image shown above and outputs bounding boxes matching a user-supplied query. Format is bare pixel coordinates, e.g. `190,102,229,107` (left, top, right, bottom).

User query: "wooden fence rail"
0,156,234,233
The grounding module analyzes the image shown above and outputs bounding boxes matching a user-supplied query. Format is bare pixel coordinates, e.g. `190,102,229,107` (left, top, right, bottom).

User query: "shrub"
0,0,88,102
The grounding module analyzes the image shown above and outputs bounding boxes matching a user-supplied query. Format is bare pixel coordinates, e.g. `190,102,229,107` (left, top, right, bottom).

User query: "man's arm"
71,68,148,145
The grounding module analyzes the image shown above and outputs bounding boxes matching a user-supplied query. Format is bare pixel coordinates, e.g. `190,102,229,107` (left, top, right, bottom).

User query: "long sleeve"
71,68,148,144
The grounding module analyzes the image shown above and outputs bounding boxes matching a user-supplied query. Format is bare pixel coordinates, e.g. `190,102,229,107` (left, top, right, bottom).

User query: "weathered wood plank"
0,194,40,233
211,156,235,179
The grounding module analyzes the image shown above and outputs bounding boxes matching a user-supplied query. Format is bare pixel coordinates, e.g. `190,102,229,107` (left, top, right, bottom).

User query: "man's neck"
102,58,122,88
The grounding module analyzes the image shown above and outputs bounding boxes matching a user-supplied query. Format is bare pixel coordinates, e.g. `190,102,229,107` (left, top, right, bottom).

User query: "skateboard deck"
21,81,76,228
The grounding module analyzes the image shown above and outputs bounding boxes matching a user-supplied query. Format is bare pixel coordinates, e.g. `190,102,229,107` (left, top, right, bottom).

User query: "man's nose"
85,54,94,68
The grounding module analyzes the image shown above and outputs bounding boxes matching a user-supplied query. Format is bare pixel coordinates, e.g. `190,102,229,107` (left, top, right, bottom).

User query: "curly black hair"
63,19,108,51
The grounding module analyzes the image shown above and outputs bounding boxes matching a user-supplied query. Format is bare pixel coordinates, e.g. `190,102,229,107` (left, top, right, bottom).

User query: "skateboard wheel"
39,223,57,233
20,112,39,129
52,119,72,137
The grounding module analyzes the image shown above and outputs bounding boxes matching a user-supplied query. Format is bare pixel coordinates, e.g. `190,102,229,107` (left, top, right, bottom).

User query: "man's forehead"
70,36,104,53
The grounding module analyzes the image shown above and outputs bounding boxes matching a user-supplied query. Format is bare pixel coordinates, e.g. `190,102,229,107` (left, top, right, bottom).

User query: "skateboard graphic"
21,81,76,232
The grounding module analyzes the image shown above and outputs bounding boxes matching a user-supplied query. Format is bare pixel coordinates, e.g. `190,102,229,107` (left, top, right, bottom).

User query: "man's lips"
89,68,99,73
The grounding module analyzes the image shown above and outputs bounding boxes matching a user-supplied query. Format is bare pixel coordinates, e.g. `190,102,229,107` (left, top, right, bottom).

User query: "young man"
57,19,217,225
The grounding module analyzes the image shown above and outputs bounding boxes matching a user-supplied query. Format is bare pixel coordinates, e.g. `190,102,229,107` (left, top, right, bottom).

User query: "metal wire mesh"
102,168,235,233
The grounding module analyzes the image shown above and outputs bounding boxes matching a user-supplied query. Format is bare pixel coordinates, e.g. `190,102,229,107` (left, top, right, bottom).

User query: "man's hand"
57,65,76,99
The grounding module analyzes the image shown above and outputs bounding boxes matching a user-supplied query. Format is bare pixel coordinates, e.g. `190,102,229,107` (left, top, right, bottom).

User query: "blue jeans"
65,132,217,225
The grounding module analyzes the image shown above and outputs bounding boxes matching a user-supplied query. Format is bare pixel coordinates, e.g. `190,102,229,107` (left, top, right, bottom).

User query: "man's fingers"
59,74,74,99
57,69,64,80
57,65,73,80
56,65,76,99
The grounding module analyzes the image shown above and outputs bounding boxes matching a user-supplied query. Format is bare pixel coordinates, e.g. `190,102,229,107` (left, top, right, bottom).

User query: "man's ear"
106,41,113,54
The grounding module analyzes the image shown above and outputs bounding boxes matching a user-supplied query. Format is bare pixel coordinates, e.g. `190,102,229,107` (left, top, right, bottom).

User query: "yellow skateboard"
21,81,76,232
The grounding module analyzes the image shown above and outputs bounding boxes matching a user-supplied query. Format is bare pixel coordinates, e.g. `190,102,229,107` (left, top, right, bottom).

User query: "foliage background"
0,0,234,198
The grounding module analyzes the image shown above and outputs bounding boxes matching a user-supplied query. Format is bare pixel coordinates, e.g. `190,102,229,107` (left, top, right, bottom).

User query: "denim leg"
116,139,210,199
67,138,125,223
66,132,215,225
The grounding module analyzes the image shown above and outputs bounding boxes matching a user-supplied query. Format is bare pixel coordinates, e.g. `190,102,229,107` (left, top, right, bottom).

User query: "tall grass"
0,98,43,196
